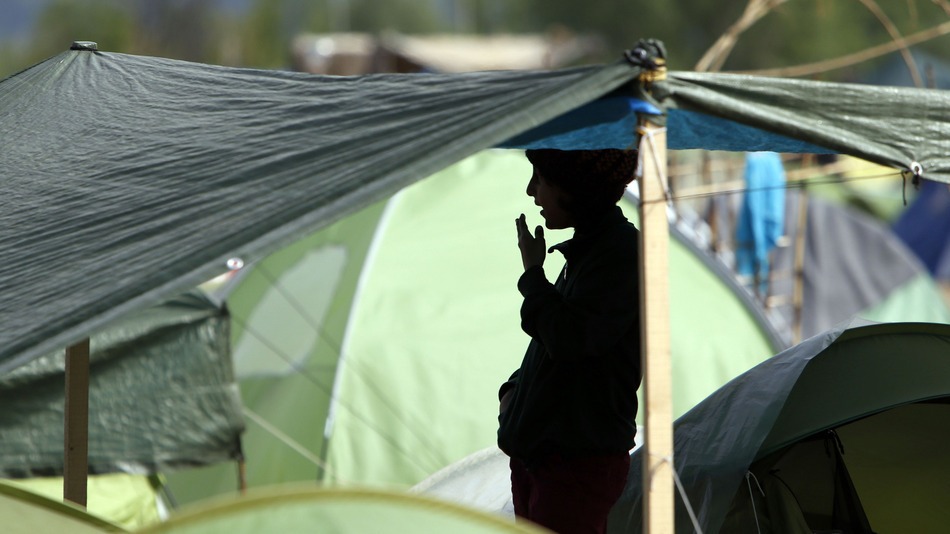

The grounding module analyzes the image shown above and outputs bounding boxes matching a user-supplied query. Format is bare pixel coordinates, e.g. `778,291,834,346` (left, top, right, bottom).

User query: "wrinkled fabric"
735,152,786,286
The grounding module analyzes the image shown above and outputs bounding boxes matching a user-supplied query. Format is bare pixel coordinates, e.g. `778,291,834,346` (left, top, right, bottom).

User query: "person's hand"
516,213,545,271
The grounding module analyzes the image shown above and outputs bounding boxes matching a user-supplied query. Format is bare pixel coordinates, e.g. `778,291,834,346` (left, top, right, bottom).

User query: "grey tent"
770,193,950,341
0,291,242,476
610,321,950,534
3,41,950,375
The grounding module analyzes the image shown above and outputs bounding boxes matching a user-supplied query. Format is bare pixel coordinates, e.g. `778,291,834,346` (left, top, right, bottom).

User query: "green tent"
165,149,780,503
611,321,950,534
138,486,548,534
0,479,125,534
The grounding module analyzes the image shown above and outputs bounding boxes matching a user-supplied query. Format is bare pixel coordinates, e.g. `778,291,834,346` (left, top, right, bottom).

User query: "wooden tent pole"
64,338,90,507
637,118,674,533
792,187,809,344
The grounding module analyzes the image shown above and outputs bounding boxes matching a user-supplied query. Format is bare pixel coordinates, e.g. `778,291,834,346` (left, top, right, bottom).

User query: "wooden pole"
637,118,674,533
64,338,90,507
792,187,809,344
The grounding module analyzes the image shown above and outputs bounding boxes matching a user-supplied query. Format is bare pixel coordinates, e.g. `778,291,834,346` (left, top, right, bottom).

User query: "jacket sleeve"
517,244,639,362
498,369,519,400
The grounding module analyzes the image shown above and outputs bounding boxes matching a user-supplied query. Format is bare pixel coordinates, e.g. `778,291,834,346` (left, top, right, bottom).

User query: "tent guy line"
644,168,906,204
227,310,448,477
252,261,453,469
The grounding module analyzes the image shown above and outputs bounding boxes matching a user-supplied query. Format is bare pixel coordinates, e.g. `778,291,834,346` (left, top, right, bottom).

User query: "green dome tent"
611,321,950,534
164,149,781,503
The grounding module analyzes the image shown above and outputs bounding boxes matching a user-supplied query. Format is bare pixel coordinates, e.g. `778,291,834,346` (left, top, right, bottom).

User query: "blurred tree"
27,0,135,62
241,0,338,68
734,0,950,79
5,0,950,78
132,0,218,63
346,0,441,35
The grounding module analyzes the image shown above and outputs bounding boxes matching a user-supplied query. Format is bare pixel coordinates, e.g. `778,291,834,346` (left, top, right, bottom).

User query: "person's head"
525,148,638,229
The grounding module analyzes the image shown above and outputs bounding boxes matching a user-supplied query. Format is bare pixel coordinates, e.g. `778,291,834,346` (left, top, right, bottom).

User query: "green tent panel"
139,486,549,534
5,475,161,531
324,151,776,485
0,480,125,534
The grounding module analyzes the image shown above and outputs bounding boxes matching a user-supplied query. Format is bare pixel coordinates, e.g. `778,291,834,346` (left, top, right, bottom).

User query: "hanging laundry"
736,152,786,292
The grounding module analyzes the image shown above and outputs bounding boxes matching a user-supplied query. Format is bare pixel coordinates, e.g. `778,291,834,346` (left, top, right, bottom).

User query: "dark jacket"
497,206,642,460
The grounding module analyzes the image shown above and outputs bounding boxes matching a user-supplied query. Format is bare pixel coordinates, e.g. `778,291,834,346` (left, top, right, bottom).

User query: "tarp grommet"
909,161,923,177
70,41,98,51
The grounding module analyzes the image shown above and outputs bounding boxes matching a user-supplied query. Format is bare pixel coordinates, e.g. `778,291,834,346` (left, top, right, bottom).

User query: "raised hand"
516,213,546,271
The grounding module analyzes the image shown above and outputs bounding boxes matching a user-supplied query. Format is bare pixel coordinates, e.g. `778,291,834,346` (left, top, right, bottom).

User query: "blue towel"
736,152,786,288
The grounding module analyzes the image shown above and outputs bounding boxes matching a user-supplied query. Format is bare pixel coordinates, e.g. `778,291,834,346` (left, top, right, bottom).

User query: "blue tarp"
501,97,835,153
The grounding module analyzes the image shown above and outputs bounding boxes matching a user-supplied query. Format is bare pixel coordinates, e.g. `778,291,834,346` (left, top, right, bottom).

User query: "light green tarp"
5,475,161,531
140,486,549,534
165,150,779,503
0,479,125,533
4,42,950,378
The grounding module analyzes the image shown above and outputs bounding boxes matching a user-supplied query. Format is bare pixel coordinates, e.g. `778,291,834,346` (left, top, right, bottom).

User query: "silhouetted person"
498,149,642,534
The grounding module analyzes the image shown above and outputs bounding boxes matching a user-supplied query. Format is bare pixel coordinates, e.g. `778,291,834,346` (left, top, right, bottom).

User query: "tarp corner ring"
70,41,98,51
909,161,923,177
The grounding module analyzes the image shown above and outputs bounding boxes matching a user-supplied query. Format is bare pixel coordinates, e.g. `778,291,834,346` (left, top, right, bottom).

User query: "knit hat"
525,148,638,207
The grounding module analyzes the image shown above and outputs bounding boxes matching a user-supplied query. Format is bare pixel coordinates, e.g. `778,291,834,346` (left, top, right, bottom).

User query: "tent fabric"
0,291,243,476
769,192,950,340
663,71,950,179
0,47,640,374
5,43,950,378
164,150,779,504
0,479,126,533
7,474,163,530
139,486,549,534
609,321,950,534
735,152,785,282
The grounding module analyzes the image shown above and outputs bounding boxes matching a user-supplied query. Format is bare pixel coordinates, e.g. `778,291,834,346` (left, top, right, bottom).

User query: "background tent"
4,42,950,378
164,149,781,504
0,290,241,528
0,290,242,477
769,191,950,342
138,486,548,534
610,321,950,534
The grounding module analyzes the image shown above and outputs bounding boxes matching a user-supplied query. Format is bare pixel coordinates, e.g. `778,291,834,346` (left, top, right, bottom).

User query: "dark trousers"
510,452,630,534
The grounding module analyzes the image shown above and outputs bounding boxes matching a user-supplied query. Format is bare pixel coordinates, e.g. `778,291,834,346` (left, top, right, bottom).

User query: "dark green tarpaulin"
2,43,950,374
0,291,242,476
664,72,950,178
0,47,639,374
